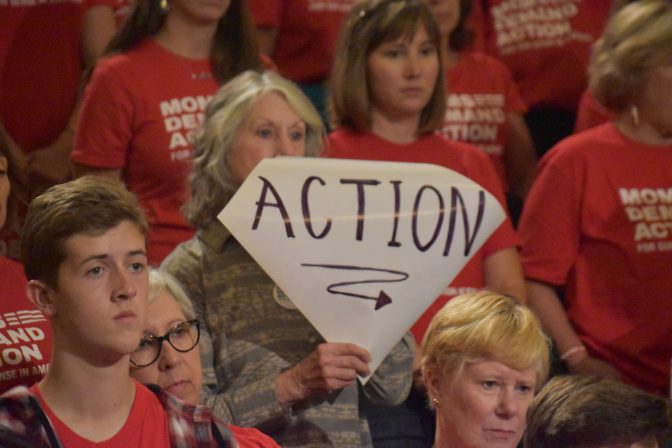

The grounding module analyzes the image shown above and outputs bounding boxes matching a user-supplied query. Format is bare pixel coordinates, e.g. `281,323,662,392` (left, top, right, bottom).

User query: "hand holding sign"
276,342,372,406
219,157,506,382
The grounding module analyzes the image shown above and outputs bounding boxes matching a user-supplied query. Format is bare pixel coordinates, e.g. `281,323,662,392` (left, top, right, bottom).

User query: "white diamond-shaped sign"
218,157,505,382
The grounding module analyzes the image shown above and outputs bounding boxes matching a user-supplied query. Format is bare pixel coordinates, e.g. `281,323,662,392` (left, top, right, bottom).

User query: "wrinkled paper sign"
218,157,505,382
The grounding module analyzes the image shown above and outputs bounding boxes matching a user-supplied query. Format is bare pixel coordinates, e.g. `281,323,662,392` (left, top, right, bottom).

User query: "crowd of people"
1,0,672,446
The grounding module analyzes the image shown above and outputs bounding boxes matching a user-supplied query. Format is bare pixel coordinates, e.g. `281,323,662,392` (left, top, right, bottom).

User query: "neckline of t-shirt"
32,379,150,445
146,38,211,68
608,122,672,152
366,129,437,149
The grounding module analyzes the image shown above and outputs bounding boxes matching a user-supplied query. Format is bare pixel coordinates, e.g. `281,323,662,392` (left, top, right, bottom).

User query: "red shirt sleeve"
518,145,583,285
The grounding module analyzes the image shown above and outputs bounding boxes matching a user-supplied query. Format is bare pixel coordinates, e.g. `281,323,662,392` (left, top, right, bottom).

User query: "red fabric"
82,0,133,26
519,123,672,395
482,0,610,111
574,88,613,133
0,2,83,153
246,0,355,83
230,425,280,447
72,39,221,265
325,130,517,341
32,380,170,447
0,257,52,394
443,52,526,190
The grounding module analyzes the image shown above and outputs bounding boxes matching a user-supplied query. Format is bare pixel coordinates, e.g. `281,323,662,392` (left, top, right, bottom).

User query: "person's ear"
26,280,57,317
424,366,441,399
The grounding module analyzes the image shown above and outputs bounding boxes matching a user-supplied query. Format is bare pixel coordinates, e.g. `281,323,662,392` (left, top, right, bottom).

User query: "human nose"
495,389,518,418
275,132,293,156
158,340,181,371
111,267,137,301
404,53,421,78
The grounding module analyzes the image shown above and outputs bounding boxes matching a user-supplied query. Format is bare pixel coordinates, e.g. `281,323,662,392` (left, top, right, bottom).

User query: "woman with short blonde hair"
422,290,550,385
422,290,550,448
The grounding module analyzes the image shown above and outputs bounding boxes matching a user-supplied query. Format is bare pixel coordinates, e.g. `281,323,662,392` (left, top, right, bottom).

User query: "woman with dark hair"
72,0,263,264
328,0,524,356
326,1,525,445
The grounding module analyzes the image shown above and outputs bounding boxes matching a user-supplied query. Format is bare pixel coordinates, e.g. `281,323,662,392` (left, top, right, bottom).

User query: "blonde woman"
422,290,550,448
519,0,672,395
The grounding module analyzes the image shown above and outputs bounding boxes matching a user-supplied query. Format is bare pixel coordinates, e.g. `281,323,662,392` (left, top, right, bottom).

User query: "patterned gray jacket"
162,223,415,448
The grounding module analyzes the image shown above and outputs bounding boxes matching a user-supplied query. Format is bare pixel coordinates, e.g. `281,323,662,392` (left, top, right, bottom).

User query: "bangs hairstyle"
330,0,445,133
21,176,148,289
421,290,550,387
185,70,325,230
589,0,672,113
98,0,261,83
148,268,196,320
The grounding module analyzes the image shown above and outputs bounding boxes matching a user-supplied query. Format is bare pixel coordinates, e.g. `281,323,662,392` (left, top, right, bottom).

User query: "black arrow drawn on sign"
300,263,409,310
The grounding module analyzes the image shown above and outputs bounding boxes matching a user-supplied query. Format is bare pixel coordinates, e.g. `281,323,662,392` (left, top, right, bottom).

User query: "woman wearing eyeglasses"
130,269,280,448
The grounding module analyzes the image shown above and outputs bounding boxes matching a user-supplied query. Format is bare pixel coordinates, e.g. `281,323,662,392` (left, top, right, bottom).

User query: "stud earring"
160,0,169,13
432,397,439,407
630,105,640,127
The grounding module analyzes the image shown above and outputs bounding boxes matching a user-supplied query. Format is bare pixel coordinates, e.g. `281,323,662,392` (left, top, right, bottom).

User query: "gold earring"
630,105,640,127
160,0,169,13
432,397,439,407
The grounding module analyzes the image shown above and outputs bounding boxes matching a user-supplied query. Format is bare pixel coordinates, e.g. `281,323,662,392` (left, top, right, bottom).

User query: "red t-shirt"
325,130,517,340
0,2,83,153
0,257,52,394
443,52,527,190
32,380,170,447
482,0,610,111
247,0,355,83
574,88,613,133
72,39,220,265
519,123,672,395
